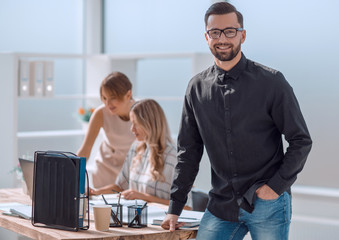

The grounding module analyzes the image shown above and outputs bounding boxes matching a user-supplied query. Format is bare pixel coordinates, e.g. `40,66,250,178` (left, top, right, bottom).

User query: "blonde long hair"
131,99,172,181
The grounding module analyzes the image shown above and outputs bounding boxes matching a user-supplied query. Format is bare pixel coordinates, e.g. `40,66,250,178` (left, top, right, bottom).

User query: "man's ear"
241,29,246,44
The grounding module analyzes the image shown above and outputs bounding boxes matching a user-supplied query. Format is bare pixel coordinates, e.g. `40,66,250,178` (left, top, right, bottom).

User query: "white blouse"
115,140,177,200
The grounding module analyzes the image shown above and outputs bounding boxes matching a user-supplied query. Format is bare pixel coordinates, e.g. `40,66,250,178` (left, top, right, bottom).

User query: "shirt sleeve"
161,145,178,195
267,72,312,195
168,91,204,216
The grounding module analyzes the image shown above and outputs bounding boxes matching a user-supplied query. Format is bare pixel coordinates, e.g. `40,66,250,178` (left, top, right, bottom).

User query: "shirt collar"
213,52,247,81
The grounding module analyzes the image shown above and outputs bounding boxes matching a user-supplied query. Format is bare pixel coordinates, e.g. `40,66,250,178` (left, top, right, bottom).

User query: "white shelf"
17,95,184,101
18,94,100,100
17,129,86,139
6,51,211,60
11,52,87,59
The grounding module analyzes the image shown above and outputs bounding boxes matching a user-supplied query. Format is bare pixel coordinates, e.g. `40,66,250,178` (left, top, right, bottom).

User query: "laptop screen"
19,158,34,199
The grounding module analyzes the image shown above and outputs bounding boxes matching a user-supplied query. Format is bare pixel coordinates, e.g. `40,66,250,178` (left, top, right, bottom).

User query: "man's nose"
219,31,229,41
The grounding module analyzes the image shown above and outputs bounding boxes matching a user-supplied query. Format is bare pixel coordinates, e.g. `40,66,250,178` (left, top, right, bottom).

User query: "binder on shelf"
44,61,54,97
31,151,89,231
18,60,30,97
29,61,44,97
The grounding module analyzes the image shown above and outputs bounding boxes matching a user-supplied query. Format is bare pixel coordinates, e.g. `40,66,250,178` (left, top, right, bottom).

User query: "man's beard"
210,43,241,62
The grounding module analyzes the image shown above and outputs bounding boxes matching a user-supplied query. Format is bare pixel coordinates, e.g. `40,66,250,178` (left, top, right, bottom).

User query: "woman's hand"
89,187,102,196
121,189,147,200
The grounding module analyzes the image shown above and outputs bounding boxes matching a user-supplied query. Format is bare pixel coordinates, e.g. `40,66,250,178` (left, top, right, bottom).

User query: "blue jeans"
196,192,291,240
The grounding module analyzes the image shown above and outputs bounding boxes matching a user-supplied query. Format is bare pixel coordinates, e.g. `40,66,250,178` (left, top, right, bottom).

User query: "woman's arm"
121,189,192,210
77,108,103,162
89,184,123,196
121,189,169,205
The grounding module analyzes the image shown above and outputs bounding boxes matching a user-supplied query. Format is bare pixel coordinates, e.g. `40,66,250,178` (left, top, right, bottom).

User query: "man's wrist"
168,200,185,216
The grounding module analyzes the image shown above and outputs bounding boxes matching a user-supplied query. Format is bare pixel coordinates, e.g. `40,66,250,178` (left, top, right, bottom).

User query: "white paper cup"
93,205,112,231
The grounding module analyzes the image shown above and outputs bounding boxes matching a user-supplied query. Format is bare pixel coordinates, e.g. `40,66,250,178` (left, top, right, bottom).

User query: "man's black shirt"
168,53,312,221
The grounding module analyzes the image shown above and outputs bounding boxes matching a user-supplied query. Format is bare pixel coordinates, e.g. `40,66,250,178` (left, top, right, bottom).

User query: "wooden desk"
0,188,197,240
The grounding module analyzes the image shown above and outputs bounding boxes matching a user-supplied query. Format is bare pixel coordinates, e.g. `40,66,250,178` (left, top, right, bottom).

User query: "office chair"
191,188,209,212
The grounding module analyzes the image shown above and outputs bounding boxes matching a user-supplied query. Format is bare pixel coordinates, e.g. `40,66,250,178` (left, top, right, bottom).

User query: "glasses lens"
208,30,221,39
224,29,237,38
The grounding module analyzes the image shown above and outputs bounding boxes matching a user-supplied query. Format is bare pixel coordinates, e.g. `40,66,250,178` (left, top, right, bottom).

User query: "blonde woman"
90,99,178,206
77,72,135,188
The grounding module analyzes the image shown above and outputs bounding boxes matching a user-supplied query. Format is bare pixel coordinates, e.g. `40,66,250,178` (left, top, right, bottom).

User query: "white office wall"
0,0,83,53
104,0,211,54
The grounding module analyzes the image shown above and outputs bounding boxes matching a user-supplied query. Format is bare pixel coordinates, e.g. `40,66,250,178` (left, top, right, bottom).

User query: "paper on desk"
0,202,27,212
90,195,146,207
152,209,204,228
0,202,32,219
10,205,32,220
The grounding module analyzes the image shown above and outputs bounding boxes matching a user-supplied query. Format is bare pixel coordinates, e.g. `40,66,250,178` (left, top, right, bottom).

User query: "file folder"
44,61,54,97
31,151,89,231
29,61,44,97
18,60,30,97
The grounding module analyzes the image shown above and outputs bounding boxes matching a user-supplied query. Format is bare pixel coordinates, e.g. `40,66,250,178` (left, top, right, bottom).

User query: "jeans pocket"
253,192,290,224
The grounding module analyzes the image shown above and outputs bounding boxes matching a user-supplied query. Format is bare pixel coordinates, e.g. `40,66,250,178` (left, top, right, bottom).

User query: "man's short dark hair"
204,2,243,28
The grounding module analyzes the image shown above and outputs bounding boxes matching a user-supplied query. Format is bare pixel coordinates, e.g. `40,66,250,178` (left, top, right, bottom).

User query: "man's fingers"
175,221,186,229
169,218,176,232
161,214,180,231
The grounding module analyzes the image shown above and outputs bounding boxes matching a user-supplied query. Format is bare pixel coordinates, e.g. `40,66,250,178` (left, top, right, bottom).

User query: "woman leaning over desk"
77,72,135,188
89,99,182,207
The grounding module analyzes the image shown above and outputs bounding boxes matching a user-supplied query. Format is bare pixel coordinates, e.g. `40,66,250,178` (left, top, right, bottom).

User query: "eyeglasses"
206,27,243,39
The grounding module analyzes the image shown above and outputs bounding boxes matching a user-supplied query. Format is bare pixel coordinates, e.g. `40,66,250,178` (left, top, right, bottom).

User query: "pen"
116,192,121,222
112,189,120,194
140,201,147,210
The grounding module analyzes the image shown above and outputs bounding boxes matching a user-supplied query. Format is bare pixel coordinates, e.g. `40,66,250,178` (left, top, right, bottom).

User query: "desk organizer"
109,204,123,227
31,151,90,231
127,205,148,228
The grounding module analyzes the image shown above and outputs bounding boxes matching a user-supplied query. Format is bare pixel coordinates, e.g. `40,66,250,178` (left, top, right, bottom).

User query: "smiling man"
161,2,312,240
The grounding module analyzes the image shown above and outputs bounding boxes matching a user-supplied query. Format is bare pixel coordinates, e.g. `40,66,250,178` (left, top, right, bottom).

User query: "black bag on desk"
31,151,90,231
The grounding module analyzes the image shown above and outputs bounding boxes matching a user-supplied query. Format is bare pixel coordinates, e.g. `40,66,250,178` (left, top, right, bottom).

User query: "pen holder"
110,204,123,227
127,205,148,228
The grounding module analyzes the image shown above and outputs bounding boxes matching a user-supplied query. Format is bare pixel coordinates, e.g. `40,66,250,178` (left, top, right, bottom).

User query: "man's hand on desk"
161,213,185,232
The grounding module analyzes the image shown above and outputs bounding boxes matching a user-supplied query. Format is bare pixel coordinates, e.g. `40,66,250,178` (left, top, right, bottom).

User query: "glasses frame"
206,27,243,39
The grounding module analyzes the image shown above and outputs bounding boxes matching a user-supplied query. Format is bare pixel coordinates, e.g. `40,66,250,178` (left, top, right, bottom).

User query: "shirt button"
233,173,238,177
230,151,233,155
